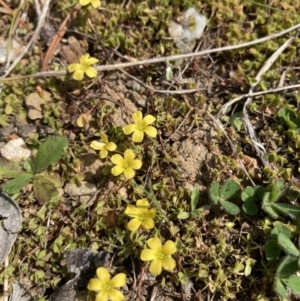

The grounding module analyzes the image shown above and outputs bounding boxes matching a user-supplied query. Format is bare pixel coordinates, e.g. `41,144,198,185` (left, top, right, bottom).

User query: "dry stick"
1,22,300,82
88,18,204,95
242,37,294,167
41,3,81,71
120,69,204,94
218,83,300,117
0,0,51,79
207,112,256,186
0,0,32,32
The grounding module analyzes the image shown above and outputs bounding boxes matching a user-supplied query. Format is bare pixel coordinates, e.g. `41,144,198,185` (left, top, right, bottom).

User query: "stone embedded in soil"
64,181,97,198
24,91,52,120
0,138,31,162
174,136,213,189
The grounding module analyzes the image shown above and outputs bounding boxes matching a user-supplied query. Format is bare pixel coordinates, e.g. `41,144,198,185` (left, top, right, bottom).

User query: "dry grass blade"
242,37,294,167
1,22,300,82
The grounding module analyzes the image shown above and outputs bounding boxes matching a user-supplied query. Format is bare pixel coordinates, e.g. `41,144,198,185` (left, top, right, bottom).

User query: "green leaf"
230,112,243,131
0,158,23,179
271,225,291,239
269,180,286,203
32,136,68,174
177,212,190,220
220,179,240,200
191,187,200,211
33,176,58,204
265,239,281,261
209,182,220,205
273,203,300,220
2,173,33,194
242,185,265,203
276,255,299,278
277,233,300,257
282,276,300,296
191,209,201,217
274,278,288,299
262,194,279,219
242,200,258,215
241,186,255,202
220,200,240,215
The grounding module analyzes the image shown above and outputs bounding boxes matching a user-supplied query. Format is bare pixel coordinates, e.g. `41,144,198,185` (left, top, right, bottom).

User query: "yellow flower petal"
87,278,102,291
86,57,99,65
111,154,124,165
123,167,135,179
162,257,176,272
144,126,157,138
124,149,135,162
80,0,91,6
132,111,143,124
80,53,90,64
68,63,81,72
96,267,110,283
140,249,156,261
146,208,156,219
141,218,154,230
132,130,144,143
149,258,163,275
112,166,124,176
130,159,142,170
106,142,117,152
99,132,109,143
136,199,149,208
76,114,89,127
127,218,142,231
90,141,105,150
108,288,124,301
123,124,137,135
96,291,109,301
73,69,84,81
148,237,162,252
162,240,177,255
110,273,126,288
125,206,140,217
85,66,97,78
142,115,156,126
91,0,101,8
100,148,108,159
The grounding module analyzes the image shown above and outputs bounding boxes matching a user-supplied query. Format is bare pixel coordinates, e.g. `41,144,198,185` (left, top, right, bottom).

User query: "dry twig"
1,22,300,82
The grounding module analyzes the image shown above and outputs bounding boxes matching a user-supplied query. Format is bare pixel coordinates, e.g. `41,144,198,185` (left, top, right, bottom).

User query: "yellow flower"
87,267,126,301
79,0,101,9
90,132,117,159
140,237,177,276
68,53,99,81
125,199,156,231
123,111,157,143
111,149,142,179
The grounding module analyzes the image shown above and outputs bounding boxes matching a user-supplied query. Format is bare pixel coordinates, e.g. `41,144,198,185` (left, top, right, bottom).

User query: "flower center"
103,283,111,291
156,252,164,260
139,214,146,221
137,125,144,131
123,162,129,169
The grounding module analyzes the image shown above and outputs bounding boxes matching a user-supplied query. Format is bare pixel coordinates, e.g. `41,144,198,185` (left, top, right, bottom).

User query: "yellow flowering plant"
140,237,177,276
123,111,157,143
111,149,142,179
125,199,156,231
90,132,117,159
79,0,101,9
68,53,99,81
87,267,126,301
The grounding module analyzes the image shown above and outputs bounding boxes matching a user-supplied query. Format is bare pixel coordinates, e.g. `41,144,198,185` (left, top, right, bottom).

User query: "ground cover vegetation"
1,0,300,300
